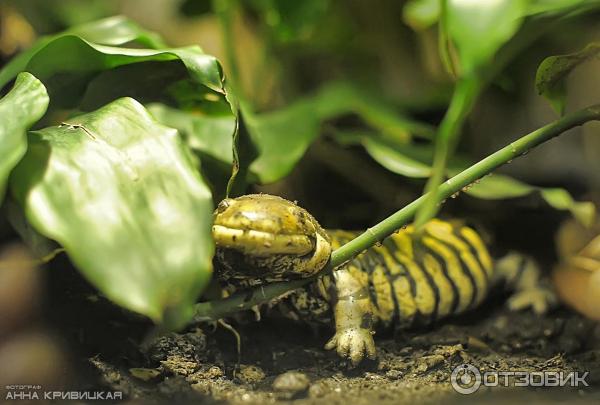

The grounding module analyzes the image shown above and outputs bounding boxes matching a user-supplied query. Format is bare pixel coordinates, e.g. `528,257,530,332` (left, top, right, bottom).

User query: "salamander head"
212,194,332,282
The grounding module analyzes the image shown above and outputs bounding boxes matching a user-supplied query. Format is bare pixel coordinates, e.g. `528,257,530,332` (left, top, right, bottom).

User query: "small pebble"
308,381,328,398
415,354,445,373
129,367,161,381
272,371,310,397
236,365,266,385
385,369,403,379
206,366,224,379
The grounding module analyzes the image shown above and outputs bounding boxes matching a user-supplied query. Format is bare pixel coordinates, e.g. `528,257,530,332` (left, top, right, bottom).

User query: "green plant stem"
414,77,481,229
415,9,581,230
193,104,600,322
213,0,241,96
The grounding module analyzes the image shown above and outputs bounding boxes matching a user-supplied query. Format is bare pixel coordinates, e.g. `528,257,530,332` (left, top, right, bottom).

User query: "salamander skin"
212,194,555,366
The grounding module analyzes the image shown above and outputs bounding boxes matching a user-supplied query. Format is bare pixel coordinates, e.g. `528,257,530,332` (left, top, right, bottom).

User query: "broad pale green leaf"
0,17,234,200
10,98,214,328
0,16,167,90
464,173,536,199
332,130,468,179
64,15,167,48
147,102,236,200
540,188,595,227
245,101,319,183
0,18,232,154
361,138,432,178
0,72,49,202
147,103,236,164
445,0,527,74
341,131,476,180
0,35,225,111
466,174,595,226
535,42,600,115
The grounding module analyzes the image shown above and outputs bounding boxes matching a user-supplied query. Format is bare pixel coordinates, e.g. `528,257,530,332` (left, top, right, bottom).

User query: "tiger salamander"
212,194,555,365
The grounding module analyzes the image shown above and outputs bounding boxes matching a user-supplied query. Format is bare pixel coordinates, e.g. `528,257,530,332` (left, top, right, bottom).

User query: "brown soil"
65,277,600,404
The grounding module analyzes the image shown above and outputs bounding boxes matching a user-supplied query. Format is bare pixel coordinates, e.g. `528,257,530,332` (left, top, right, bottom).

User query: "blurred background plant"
2,0,598,199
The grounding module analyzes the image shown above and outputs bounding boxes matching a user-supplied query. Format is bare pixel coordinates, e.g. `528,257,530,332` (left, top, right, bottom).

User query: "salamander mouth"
212,224,315,256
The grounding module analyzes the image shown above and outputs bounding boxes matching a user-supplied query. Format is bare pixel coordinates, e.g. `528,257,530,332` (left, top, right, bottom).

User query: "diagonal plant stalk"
414,10,593,230
193,104,600,322
414,77,480,229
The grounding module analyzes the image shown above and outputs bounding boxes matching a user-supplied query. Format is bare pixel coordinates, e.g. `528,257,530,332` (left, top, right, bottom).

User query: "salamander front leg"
324,267,376,366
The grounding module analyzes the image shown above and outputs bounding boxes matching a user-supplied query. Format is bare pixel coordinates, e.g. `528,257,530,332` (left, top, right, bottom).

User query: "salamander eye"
217,199,232,214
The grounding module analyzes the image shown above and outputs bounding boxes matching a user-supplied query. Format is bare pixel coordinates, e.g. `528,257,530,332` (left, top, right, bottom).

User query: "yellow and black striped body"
278,220,493,330
328,220,493,327
212,194,548,365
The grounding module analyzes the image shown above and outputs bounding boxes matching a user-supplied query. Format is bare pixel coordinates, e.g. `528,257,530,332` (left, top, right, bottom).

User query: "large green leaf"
0,35,225,111
0,16,167,90
0,16,234,215
535,42,600,115
444,0,527,74
0,17,232,155
147,103,236,165
62,15,167,48
0,72,49,202
147,102,237,200
245,100,320,184
10,98,214,328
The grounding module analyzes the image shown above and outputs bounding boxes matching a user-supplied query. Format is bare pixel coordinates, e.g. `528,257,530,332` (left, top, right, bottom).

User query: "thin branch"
414,77,480,229
193,104,600,322
414,10,584,229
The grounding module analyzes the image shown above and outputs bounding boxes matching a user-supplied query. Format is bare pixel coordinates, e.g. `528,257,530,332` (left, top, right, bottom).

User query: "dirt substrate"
74,293,600,405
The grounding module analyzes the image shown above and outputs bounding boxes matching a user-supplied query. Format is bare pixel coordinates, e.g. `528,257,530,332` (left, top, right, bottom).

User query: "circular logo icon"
451,363,482,394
